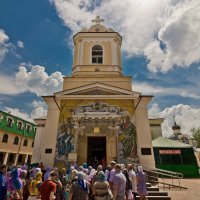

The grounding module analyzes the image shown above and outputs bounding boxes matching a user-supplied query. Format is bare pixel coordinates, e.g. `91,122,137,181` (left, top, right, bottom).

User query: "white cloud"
31,100,47,119
0,74,22,95
145,0,200,72
17,40,24,48
0,29,10,61
51,0,166,54
3,107,35,124
133,82,200,100
3,100,47,123
148,103,200,137
0,29,9,43
52,0,200,72
0,64,64,96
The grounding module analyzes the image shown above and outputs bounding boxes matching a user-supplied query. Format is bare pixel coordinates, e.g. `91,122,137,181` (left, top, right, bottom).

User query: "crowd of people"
0,161,148,200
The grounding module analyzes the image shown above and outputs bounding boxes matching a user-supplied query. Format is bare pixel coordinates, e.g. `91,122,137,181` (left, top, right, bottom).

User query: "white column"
134,96,155,168
25,154,29,163
3,152,9,165
78,40,83,65
112,40,118,65
14,153,19,166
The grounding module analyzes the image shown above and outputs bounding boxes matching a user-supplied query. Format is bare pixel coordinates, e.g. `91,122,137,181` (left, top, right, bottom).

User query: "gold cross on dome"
92,16,104,25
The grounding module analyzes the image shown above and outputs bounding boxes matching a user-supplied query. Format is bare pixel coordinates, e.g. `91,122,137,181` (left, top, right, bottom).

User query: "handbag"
106,189,113,200
128,190,134,200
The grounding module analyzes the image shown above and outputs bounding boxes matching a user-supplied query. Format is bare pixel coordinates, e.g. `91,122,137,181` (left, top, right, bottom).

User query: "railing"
131,163,187,190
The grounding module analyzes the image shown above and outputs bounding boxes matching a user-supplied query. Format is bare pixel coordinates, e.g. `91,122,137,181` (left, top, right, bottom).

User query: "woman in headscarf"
5,170,15,200
28,171,43,200
44,166,51,181
88,169,96,184
68,172,90,200
136,166,147,200
10,167,23,200
93,171,113,200
20,170,29,200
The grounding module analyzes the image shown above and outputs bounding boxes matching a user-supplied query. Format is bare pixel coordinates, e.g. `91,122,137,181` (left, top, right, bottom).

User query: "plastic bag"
128,190,134,200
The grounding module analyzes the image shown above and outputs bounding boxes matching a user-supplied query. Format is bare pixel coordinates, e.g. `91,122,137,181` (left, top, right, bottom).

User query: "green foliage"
192,127,200,148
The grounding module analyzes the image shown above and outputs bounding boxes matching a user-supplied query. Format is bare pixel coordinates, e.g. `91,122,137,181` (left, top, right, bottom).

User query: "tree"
192,128,200,148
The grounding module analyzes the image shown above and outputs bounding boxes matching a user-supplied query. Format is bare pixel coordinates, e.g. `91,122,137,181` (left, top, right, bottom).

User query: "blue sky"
0,0,200,136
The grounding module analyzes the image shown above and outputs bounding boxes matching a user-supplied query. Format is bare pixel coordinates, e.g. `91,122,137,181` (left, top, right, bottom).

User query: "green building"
0,110,36,165
153,136,199,178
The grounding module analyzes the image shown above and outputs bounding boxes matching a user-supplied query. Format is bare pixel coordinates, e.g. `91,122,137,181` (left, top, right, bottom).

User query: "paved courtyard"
160,178,200,200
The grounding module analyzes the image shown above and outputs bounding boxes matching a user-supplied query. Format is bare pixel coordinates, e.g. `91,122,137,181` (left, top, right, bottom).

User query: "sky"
0,0,200,136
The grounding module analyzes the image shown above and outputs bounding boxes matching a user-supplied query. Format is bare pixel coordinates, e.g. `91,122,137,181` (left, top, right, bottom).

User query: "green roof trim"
0,110,36,138
152,136,193,148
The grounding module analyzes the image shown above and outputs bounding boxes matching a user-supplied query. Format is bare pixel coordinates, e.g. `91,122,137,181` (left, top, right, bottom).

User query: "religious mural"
54,100,138,167
118,115,138,163
54,117,74,167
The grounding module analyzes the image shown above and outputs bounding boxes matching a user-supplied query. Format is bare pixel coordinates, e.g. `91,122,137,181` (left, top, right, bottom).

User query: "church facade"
33,17,155,168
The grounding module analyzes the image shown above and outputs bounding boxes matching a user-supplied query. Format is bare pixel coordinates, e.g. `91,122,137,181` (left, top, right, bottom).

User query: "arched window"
14,136,19,145
92,45,103,64
2,134,8,143
23,139,28,146
7,118,13,127
26,125,31,133
18,122,23,130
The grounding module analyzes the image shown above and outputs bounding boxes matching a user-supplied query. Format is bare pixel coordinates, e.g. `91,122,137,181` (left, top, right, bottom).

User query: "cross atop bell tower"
92,16,104,25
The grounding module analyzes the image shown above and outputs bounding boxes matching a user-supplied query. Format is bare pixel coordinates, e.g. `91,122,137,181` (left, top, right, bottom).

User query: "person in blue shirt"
0,164,7,200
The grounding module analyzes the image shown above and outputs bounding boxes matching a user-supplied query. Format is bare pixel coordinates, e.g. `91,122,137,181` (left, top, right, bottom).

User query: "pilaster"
40,97,61,167
134,96,155,167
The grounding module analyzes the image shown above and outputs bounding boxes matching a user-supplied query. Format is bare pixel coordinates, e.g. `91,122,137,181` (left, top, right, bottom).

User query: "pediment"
70,88,122,95
55,83,140,97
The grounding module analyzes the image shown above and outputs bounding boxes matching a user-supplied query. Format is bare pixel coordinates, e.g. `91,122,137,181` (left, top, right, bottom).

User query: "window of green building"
23,139,28,146
13,136,19,145
2,134,8,143
7,118,13,127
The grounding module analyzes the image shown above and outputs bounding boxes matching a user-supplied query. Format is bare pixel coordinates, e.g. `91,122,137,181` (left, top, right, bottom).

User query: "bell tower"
72,16,122,77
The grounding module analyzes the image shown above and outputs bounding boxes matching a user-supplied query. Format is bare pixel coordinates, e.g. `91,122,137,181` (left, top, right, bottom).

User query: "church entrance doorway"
87,136,106,169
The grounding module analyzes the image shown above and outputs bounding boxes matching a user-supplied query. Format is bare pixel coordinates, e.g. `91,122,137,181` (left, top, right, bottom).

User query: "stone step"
146,182,152,187
148,191,168,196
136,196,171,200
147,186,159,191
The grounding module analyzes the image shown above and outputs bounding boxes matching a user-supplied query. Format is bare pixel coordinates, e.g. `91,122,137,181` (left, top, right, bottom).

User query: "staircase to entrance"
131,163,188,200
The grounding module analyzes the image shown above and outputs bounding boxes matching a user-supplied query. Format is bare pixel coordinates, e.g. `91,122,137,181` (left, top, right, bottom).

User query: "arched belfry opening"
92,45,103,64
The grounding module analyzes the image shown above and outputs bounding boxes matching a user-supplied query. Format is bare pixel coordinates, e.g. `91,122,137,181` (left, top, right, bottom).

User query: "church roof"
54,82,141,97
153,136,193,148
